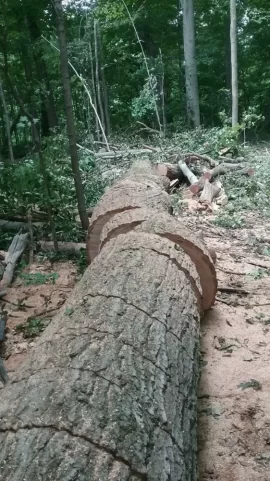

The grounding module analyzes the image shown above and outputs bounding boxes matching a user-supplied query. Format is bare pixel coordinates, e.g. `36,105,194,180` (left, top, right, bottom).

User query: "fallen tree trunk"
190,172,212,195
0,219,44,231
0,165,216,480
210,162,252,177
38,241,86,252
0,233,29,292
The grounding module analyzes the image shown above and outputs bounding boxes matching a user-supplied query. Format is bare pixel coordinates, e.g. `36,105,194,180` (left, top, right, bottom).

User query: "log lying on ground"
38,241,86,252
0,219,44,232
0,233,29,293
210,162,254,178
0,166,217,481
178,160,198,185
190,172,212,195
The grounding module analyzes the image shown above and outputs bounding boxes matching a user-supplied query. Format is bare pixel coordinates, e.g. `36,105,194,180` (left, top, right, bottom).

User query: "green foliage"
65,306,74,316
213,213,246,229
15,318,48,338
19,271,59,286
248,269,270,280
37,248,87,275
238,379,262,391
131,75,158,120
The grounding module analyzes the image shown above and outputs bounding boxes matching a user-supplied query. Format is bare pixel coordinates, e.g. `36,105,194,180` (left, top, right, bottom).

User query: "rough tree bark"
54,0,89,231
181,0,200,128
230,0,238,126
0,164,217,481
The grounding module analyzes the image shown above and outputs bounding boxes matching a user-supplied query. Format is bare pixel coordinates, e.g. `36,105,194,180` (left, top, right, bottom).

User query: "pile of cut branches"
154,151,254,212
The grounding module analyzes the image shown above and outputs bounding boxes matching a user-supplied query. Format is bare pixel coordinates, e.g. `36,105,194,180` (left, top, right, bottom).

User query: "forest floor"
1,145,270,480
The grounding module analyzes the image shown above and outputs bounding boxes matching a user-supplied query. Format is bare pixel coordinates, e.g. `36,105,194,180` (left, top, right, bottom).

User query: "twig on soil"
217,286,250,295
247,260,270,270
217,267,246,275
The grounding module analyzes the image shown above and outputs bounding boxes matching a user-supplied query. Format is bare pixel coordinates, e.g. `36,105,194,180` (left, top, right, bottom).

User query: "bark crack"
0,424,148,481
87,292,194,361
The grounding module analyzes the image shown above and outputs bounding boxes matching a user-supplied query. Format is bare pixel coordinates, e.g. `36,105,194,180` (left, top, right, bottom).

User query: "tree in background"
230,0,238,126
54,0,89,231
180,0,200,127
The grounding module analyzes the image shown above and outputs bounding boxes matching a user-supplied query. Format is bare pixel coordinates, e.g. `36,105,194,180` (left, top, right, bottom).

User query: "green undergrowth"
212,145,270,228
19,271,59,286
36,248,87,275
15,318,49,338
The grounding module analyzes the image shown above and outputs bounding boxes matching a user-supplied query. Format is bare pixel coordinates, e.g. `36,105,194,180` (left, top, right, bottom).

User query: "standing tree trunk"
94,19,106,136
181,0,200,128
0,165,217,481
230,0,238,126
88,23,101,141
0,71,14,163
26,14,58,135
97,22,110,137
54,0,89,231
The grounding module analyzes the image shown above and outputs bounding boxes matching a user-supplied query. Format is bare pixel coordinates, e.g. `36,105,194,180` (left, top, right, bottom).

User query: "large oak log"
0,165,217,481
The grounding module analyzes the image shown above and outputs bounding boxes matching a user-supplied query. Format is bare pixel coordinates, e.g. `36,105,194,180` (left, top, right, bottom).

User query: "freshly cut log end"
100,209,217,311
190,172,212,195
87,176,171,263
200,179,221,204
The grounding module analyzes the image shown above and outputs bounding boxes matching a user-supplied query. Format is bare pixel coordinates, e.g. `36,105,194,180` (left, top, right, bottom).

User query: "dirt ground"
1,212,270,480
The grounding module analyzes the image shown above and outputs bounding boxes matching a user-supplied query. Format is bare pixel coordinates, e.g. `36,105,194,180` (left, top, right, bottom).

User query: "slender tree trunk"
26,14,58,135
88,25,101,142
181,0,200,128
94,19,105,135
230,0,238,126
97,22,110,136
54,0,89,231
159,49,166,136
0,72,14,163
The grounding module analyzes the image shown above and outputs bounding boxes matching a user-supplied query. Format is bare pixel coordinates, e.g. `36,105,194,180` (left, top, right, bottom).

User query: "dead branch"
0,219,44,231
247,260,270,270
217,286,250,295
39,241,86,252
217,267,246,275
0,233,29,290
211,163,254,178
136,121,161,134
